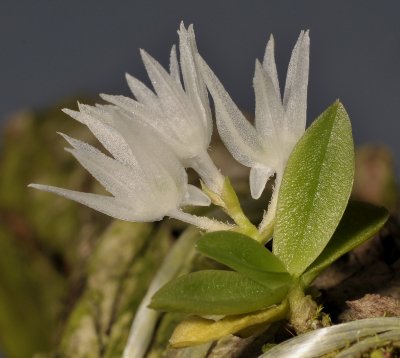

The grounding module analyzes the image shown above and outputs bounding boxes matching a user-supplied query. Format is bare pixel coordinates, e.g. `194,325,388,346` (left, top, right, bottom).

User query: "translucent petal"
63,107,135,167
283,31,304,108
262,34,281,102
249,165,275,199
59,133,149,203
197,54,265,167
169,44,182,86
178,23,213,145
99,94,158,120
140,49,207,154
181,185,211,207
140,49,192,119
99,94,186,155
125,73,160,110
105,113,188,210
28,184,161,221
253,60,284,154
283,31,310,136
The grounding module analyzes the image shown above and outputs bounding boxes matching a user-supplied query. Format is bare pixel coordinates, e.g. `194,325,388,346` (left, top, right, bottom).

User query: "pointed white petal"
28,184,157,221
140,49,189,112
63,106,135,167
181,185,211,207
59,133,149,203
196,54,264,167
99,93,158,119
249,166,275,199
169,44,182,86
125,73,161,111
179,23,213,144
104,114,188,212
283,31,309,136
263,34,281,101
253,60,284,149
283,31,304,108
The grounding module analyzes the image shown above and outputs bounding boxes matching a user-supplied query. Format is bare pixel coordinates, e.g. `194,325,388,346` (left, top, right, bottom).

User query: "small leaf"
149,270,289,315
274,101,355,276
197,231,291,287
169,300,289,348
302,201,389,285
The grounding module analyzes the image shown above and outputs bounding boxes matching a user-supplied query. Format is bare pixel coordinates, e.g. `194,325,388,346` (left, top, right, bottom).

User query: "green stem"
202,177,259,239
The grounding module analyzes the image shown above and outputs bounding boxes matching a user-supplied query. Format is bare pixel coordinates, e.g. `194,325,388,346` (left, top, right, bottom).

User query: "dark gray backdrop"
1,0,400,176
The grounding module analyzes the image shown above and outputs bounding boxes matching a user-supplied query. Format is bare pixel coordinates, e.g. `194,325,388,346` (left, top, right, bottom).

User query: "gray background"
1,0,400,176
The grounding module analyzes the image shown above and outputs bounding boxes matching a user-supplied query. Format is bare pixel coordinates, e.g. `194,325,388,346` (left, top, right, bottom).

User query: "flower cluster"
30,23,310,237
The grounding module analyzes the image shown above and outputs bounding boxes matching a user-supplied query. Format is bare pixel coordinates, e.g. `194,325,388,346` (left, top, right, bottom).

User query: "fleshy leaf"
273,101,355,276
196,231,291,287
169,300,289,348
149,270,289,315
302,201,389,285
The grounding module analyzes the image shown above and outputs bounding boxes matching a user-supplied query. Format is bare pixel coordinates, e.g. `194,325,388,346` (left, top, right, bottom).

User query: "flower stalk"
202,178,260,240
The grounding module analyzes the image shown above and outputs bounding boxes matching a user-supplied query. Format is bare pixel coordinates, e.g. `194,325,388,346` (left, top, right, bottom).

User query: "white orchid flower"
100,22,224,193
197,31,310,233
29,106,229,232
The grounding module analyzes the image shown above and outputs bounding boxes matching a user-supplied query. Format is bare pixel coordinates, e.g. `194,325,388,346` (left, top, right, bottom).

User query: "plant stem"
168,209,232,232
287,281,330,334
190,151,225,194
202,178,260,239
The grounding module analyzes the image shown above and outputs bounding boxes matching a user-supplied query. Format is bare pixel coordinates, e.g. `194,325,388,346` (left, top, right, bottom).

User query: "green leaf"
196,231,291,287
302,201,389,285
274,101,355,276
149,270,289,315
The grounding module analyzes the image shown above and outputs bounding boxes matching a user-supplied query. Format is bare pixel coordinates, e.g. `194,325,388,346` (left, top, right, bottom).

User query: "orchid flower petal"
179,23,213,144
263,34,281,102
140,49,191,117
283,31,310,136
169,44,182,86
28,184,154,221
62,107,135,167
182,185,211,207
125,73,161,110
253,60,284,151
196,54,265,167
249,166,275,200
58,133,149,201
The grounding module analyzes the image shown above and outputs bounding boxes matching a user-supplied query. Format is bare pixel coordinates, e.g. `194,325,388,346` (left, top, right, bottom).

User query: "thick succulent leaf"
150,270,289,315
273,101,354,276
302,201,389,285
196,231,290,287
170,300,289,348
